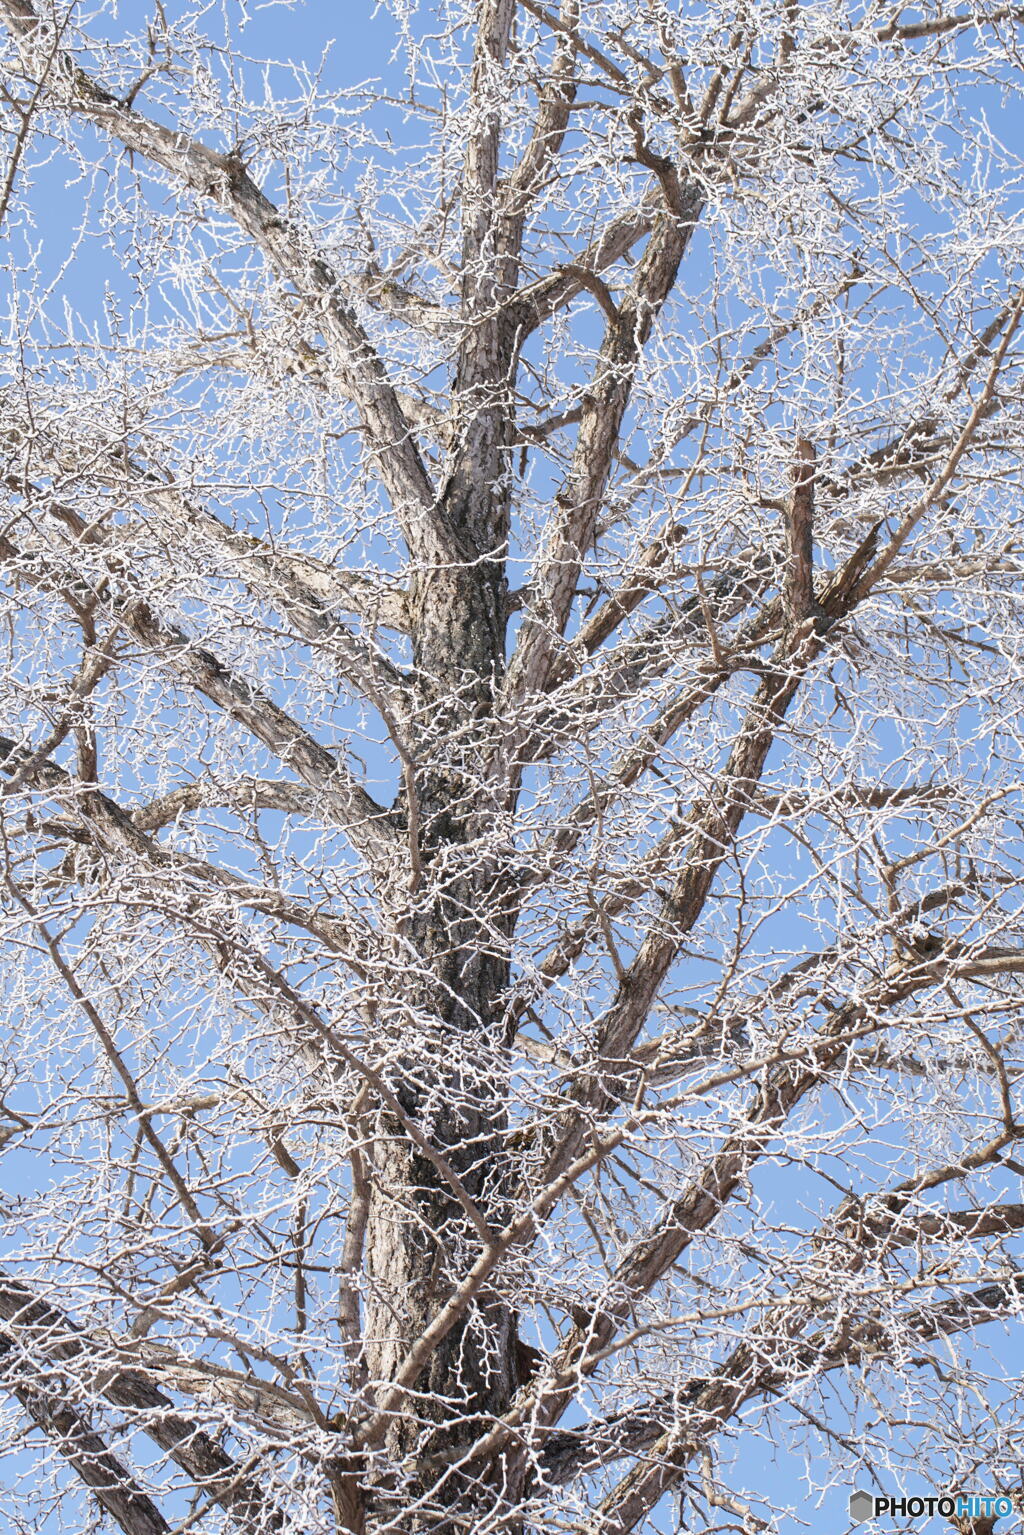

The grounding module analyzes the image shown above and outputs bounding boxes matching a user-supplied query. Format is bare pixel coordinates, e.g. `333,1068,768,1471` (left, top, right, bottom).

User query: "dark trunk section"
361,394,522,1529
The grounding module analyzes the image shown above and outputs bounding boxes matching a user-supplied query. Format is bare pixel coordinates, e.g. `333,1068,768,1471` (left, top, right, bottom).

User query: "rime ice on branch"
1,1,1024,1532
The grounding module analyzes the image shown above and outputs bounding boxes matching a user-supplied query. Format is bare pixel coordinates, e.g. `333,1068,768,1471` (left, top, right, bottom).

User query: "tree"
1,0,1023,1530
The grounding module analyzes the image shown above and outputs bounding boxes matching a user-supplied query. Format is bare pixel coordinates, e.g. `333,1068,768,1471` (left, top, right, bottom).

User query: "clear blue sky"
2,4,1021,1533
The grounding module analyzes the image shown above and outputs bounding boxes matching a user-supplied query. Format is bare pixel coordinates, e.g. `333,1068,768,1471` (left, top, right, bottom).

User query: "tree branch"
0,0,455,568
506,180,703,703
538,1258,1024,1499
783,437,817,625
0,1336,170,1535
0,1274,283,1531
0,524,400,879
0,735,373,964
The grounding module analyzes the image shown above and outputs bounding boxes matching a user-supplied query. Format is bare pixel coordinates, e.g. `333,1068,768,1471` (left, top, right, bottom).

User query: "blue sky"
2,2,1023,1532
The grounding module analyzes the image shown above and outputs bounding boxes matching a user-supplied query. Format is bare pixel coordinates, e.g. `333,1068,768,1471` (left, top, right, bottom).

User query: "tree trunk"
362,538,520,1525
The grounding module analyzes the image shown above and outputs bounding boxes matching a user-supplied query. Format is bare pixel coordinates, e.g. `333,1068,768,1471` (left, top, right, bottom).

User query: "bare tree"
1,1,1023,1531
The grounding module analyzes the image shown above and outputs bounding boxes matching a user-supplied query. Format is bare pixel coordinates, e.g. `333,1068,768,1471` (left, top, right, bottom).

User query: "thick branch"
783,437,817,625
0,526,400,878
463,933,1024,1475
0,393,410,634
506,182,703,702
0,736,371,963
583,1249,1024,1531
0,1338,170,1535
522,517,881,902
131,776,316,832
0,1275,282,1531
539,1261,1024,1498
0,0,453,566
512,195,658,333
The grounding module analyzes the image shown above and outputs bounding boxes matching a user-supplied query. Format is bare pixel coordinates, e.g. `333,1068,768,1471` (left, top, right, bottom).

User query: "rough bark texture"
358,5,523,1521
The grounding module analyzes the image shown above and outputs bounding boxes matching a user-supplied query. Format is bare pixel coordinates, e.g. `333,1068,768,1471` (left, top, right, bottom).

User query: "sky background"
1,2,1022,1532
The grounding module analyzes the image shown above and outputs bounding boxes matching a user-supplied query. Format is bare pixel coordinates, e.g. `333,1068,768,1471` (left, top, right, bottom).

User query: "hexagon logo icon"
849,1491,875,1523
